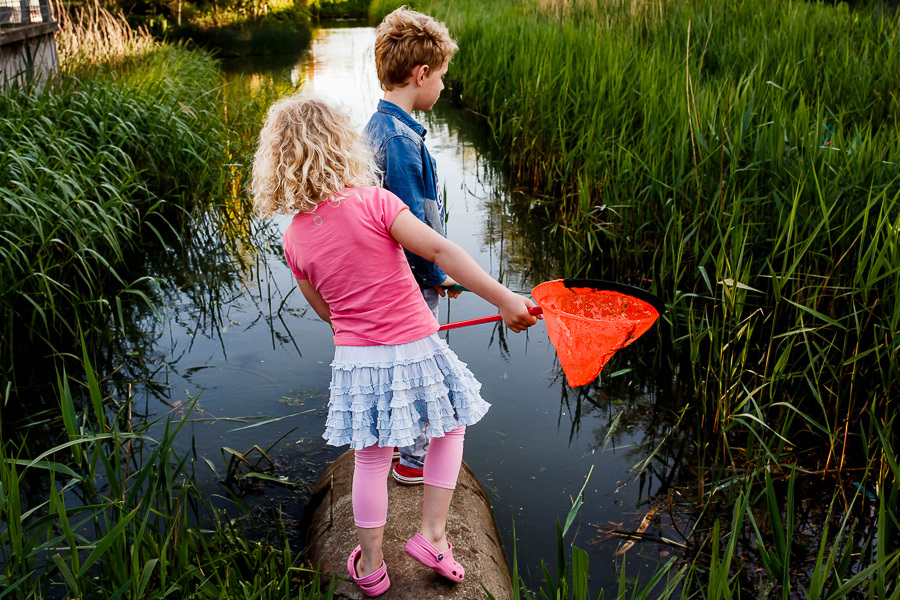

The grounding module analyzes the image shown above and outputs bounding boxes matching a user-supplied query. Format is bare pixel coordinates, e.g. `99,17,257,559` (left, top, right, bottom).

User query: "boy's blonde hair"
251,96,378,217
374,7,458,91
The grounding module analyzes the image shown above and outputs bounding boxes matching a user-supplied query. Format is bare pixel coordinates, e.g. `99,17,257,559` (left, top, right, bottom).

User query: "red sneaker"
392,462,424,486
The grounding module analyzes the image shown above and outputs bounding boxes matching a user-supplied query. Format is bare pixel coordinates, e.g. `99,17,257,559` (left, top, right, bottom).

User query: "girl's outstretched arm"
296,278,332,324
390,209,538,333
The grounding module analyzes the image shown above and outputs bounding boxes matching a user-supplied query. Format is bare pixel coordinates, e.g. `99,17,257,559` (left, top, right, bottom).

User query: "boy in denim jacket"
364,7,460,485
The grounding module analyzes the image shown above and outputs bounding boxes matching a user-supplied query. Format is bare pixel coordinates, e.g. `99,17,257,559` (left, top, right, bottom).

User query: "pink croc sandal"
404,533,465,582
346,545,390,597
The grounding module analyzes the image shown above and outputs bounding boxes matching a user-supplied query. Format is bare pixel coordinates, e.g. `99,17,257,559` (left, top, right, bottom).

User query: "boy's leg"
397,433,428,469
421,286,441,316
353,444,394,577
394,286,441,482
395,423,428,485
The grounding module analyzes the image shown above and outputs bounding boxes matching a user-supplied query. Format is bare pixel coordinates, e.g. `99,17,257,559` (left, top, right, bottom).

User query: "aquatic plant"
0,46,229,383
0,348,333,599
498,454,899,598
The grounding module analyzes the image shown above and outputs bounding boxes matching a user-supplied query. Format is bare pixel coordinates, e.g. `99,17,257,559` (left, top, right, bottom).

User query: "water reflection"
219,26,676,590
74,26,682,593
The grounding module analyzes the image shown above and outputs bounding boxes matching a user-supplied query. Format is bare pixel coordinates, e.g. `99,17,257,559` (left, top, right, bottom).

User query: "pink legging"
352,425,466,528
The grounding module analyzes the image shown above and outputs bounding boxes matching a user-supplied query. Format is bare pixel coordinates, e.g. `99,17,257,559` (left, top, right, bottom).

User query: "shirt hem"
333,325,440,347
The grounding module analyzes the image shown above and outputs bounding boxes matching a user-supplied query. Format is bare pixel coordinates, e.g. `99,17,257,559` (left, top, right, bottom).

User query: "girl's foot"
404,532,465,582
347,545,390,597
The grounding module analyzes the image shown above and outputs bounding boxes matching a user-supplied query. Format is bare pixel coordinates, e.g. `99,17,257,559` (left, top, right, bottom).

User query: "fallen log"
303,450,512,599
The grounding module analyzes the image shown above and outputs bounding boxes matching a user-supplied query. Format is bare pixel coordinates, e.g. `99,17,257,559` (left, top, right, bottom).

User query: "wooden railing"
0,0,58,45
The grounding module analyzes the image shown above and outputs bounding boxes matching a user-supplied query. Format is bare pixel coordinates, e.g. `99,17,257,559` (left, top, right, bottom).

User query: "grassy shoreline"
1,8,327,599
0,50,229,385
164,18,312,58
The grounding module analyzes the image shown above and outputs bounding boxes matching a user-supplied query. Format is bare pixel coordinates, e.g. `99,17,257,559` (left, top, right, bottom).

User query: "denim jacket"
364,99,447,288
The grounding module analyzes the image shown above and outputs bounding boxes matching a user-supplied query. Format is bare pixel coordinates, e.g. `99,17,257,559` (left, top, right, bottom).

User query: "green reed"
0,0,296,388
412,0,900,459
399,0,900,593
0,45,230,384
0,346,333,599
497,434,899,599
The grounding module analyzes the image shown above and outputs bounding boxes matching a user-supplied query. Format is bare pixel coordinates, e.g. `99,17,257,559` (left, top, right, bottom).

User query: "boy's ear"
412,64,429,86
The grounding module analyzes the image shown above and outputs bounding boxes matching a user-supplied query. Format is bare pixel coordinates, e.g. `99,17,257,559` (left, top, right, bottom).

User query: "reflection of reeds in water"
54,0,155,68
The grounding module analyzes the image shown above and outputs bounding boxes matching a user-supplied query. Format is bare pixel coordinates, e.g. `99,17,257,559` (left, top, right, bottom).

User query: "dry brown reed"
53,0,155,68
536,0,671,23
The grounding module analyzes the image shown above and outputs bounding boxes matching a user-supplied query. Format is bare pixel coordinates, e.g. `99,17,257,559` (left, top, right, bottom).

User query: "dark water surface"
142,26,678,592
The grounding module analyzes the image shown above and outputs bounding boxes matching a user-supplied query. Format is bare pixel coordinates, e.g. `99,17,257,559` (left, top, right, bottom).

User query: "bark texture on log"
304,450,512,599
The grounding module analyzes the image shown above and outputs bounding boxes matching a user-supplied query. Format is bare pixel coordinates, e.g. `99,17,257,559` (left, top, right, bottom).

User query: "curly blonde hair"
375,7,458,91
251,96,379,217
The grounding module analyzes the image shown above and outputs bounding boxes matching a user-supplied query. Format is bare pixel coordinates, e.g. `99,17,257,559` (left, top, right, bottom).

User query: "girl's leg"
420,424,466,551
352,444,395,577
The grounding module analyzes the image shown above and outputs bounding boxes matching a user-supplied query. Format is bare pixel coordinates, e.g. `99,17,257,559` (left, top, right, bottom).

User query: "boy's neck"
383,88,418,117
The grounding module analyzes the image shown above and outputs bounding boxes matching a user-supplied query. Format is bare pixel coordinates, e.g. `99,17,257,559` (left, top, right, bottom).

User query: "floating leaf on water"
279,388,327,407
241,472,302,486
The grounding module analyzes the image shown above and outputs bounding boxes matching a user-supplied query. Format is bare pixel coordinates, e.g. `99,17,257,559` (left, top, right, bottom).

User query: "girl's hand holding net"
499,293,539,333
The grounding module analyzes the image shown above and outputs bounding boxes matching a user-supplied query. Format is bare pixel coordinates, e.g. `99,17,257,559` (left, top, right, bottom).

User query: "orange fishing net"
531,279,664,387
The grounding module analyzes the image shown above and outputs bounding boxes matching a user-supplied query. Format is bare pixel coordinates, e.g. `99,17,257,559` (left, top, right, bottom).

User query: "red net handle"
438,306,543,332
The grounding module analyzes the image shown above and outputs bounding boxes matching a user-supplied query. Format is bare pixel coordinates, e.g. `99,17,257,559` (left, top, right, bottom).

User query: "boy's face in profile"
412,59,450,112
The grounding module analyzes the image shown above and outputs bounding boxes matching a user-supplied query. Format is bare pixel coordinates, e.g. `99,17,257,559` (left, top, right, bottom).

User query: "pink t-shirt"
283,187,439,346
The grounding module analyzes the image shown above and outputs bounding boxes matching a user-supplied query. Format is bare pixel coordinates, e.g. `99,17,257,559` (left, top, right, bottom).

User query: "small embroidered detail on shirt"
314,215,323,226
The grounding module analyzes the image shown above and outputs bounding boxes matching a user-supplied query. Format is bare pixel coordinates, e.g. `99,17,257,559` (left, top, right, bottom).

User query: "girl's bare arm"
390,209,537,333
296,278,332,324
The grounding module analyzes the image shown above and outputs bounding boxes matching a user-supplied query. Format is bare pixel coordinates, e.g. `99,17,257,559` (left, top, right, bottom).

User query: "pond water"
137,25,679,592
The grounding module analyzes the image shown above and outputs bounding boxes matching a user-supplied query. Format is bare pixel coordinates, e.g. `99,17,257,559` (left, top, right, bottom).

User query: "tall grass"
54,0,157,67
0,348,333,599
367,0,403,23
2,5,317,597
402,0,900,593
0,3,273,387
158,0,313,58
501,450,899,598
412,0,900,465
166,19,312,58
310,0,370,20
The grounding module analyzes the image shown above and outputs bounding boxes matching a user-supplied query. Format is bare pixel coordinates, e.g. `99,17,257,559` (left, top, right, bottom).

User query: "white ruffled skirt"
323,333,490,449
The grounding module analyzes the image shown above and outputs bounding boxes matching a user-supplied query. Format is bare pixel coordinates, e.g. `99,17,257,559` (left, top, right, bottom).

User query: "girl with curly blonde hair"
251,95,538,597
252,96,378,217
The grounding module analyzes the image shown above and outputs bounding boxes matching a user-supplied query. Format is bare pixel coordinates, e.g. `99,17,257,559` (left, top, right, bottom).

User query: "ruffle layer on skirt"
323,334,490,449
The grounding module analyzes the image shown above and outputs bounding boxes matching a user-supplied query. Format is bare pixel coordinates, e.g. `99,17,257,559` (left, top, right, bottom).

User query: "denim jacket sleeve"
382,135,448,288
